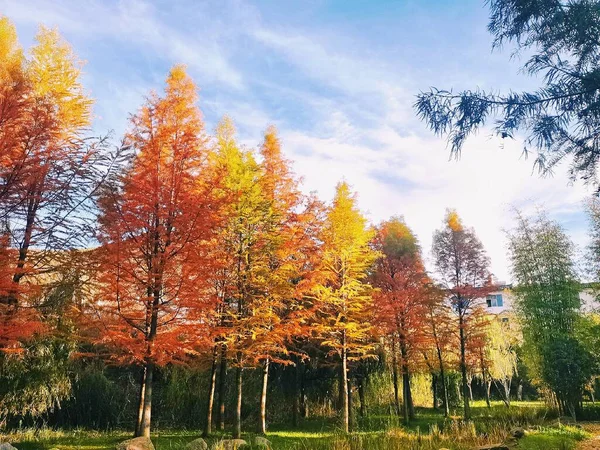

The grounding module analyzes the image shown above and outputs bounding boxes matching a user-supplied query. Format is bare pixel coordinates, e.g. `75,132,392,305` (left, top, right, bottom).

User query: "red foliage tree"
92,66,218,437
372,217,430,423
431,210,493,419
0,18,116,350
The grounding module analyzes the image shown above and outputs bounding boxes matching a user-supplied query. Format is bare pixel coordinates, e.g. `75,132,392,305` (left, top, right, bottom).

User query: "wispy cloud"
2,0,593,281
1,0,245,88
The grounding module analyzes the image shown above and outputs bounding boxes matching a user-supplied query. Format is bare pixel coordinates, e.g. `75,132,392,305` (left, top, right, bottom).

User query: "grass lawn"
0,402,591,450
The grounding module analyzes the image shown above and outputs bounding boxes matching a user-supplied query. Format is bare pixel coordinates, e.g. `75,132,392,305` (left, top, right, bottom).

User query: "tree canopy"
415,0,600,187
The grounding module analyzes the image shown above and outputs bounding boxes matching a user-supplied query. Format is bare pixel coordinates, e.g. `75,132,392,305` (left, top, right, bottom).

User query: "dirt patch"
577,423,600,449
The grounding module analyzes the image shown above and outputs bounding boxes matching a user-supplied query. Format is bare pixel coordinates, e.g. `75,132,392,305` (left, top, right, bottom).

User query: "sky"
1,0,594,282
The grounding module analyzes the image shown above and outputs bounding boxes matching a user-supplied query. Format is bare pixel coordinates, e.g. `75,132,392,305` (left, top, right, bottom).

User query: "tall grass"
0,402,588,450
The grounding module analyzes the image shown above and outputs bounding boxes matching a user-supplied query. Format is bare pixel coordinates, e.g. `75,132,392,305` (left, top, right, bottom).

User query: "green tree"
415,0,600,186
586,197,600,283
508,210,589,419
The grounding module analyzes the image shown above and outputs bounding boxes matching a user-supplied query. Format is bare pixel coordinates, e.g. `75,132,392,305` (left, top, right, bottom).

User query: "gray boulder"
211,439,248,450
115,437,155,450
0,443,18,450
185,438,208,450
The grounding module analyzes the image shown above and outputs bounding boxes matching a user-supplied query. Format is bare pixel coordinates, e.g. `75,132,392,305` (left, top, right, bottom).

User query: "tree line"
1,15,600,438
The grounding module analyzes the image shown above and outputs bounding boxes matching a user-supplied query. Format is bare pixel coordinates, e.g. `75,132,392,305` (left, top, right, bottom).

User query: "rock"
0,443,18,450
115,437,155,450
510,427,525,439
186,438,208,450
252,437,271,449
475,446,510,450
211,439,248,450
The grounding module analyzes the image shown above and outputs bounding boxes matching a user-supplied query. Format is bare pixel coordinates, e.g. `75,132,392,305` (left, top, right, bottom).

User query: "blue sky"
2,0,593,281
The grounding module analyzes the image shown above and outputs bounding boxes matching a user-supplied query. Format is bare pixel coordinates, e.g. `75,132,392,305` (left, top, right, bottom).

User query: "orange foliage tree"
422,285,456,416
205,120,320,437
249,126,321,435
371,217,430,424
204,116,267,439
92,66,218,437
0,17,116,349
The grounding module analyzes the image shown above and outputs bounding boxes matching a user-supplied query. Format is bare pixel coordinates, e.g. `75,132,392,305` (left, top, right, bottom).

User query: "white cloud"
3,0,593,283
1,0,244,88
280,118,592,282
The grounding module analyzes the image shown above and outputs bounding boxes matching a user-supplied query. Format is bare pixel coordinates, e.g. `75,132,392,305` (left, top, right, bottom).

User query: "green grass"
0,402,590,450
518,426,589,450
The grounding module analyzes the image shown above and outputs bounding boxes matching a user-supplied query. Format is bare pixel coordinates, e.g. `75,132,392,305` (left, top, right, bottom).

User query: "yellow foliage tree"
312,181,378,433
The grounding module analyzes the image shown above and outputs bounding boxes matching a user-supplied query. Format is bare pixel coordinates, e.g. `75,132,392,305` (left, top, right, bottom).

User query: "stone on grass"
252,436,272,449
115,436,155,450
185,438,208,450
475,445,510,450
0,443,18,450
211,439,248,450
510,427,525,439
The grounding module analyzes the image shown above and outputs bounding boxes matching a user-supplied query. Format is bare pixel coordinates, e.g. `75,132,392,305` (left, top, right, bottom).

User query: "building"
480,283,598,323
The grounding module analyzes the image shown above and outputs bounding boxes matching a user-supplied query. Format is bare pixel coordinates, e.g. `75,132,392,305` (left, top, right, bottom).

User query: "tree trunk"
392,337,401,416
517,382,523,401
402,373,409,424
467,377,473,401
140,362,154,438
341,334,349,433
503,381,511,408
347,376,353,433
432,374,438,410
259,358,269,435
218,344,227,431
338,359,345,411
292,362,300,427
11,198,37,288
436,344,450,417
233,364,243,439
358,377,366,417
406,373,415,420
135,365,147,437
203,345,218,437
399,339,414,421
484,376,491,408
300,363,308,418
459,311,471,419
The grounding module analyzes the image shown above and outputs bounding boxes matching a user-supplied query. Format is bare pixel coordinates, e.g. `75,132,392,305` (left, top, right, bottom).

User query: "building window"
486,294,503,307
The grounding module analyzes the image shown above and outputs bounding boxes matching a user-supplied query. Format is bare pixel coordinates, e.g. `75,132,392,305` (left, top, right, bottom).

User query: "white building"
480,284,598,319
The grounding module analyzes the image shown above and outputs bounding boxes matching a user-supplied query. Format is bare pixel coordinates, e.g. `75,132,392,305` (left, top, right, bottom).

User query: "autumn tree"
312,182,377,433
0,18,120,424
422,285,455,416
92,66,217,437
432,210,492,419
250,126,321,435
0,18,116,345
466,309,492,407
371,217,429,424
205,117,271,438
